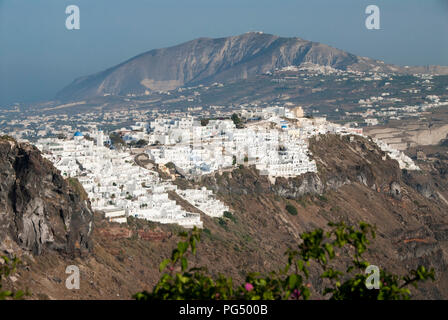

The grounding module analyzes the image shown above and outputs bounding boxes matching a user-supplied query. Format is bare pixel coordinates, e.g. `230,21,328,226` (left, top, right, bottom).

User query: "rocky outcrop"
389,181,402,200
0,137,93,256
274,174,325,198
189,134,448,299
402,170,438,199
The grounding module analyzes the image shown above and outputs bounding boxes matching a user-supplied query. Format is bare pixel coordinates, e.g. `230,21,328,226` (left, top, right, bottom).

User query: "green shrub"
109,132,125,146
285,204,298,216
223,211,236,223
231,113,242,126
317,194,328,202
165,162,176,169
134,222,435,300
1,256,27,300
217,218,228,230
0,135,15,142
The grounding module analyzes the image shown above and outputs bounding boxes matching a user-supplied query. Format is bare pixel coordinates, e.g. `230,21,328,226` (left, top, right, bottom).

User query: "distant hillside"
56,32,448,101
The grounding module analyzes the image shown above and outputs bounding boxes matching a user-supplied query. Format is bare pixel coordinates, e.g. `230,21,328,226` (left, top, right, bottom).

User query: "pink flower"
291,289,301,299
245,283,254,291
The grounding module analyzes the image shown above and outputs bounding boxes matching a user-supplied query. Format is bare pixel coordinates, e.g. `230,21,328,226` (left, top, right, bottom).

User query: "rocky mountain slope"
56,32,448,101
3,134,448,299
0,136,93,257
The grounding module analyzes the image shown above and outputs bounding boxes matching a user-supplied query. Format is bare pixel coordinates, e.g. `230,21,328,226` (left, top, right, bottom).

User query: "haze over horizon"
1,0,447,105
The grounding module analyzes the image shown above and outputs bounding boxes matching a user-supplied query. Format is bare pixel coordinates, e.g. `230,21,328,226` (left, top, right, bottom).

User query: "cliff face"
4,134,448,299
198,135,403,199
0,137,93,256
187,134,448,298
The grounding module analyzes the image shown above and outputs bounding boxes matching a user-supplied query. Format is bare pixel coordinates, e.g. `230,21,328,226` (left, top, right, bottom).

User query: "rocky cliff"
0,136,93,256
197,135,403,199
182,134,448,298
4,134,448,299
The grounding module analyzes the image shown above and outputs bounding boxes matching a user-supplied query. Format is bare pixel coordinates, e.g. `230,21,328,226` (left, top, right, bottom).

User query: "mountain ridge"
56,32,448,101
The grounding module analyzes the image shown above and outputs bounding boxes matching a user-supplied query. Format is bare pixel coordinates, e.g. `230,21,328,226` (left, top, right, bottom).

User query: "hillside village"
34,106,419,228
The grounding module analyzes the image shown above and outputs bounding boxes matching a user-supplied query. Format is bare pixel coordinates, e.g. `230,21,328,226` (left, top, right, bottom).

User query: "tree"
223,211,236,223
83,134,95,142
134,221,435,300
165,162,176,170
231,113,242,126
109,132,125,146
133,139,148,148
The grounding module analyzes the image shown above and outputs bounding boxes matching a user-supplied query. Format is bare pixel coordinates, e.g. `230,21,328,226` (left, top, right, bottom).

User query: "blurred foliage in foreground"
0,256,27,300
134,221,435,300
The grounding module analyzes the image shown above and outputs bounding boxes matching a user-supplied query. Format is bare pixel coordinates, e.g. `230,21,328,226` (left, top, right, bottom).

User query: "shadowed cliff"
0,136,94,256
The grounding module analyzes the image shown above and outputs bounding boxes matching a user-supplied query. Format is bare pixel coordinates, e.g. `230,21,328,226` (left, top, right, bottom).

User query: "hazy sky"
1,0,447,105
